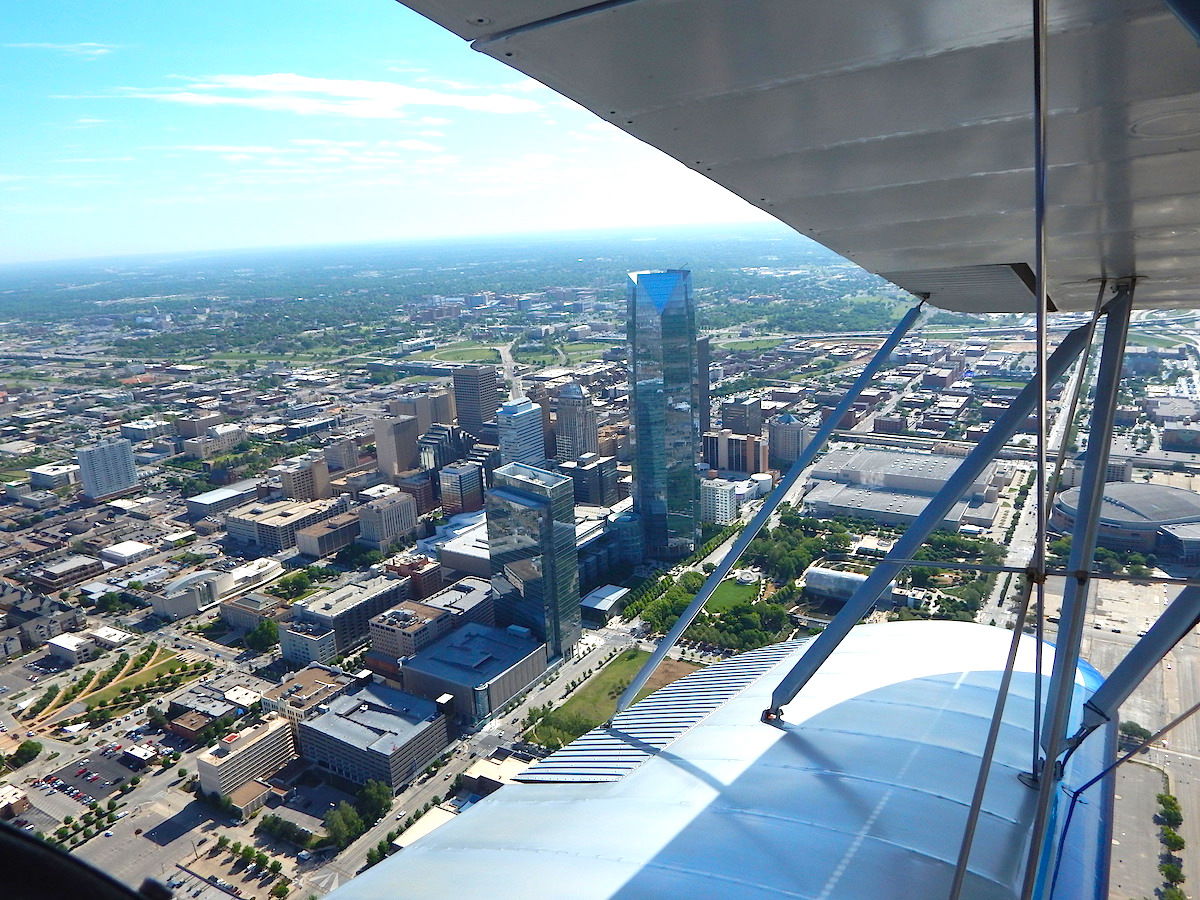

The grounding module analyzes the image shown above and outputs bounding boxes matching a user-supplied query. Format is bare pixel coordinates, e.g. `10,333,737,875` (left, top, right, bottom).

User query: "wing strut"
763,319,1092,720
614,300,925,716
1019,283,1133,898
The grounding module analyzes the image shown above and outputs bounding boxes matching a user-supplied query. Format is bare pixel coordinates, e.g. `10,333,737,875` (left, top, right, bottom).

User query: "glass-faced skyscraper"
628,269,700,560
497,397,546,467
486,462,581,659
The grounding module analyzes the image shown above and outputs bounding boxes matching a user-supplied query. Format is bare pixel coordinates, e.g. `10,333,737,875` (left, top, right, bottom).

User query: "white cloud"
112,72,542,119
6,42,117,59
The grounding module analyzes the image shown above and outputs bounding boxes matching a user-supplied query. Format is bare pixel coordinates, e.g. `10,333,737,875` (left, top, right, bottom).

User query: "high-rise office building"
486,463,580,659
555,382,600,462
271,450,332,500
418,423,471,472
526,384,558,460
702,429,770,475
389,388,456,435
453,365,500,437
768,413,812,468
628,269,701,560
497,397,546,467
375,415,420,479
697,335,712,435
76,437,138,500
438,461,484,516
357,492,418,552
558,453,619,507
323,437,359,472
721,397,763,436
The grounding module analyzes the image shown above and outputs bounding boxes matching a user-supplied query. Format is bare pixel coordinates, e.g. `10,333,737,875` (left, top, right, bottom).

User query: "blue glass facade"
628,269,700,560
486,462,581,659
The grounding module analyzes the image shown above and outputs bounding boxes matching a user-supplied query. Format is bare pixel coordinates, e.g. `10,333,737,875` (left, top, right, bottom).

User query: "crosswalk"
304,867,345,895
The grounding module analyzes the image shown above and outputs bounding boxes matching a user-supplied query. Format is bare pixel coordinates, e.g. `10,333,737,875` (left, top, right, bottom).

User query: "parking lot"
0,650,61,695
43,744,140,805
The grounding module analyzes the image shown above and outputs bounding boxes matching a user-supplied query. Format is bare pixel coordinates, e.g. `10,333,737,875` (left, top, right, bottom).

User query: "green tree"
267,572,312,600
8,739,43,768
244,619,279,651
1162,826,1187,853
1160,861,1185,885
269,859,282,874
270,884,289,898
240,845,256,862
231,841,242,855
356,780,393,825
218,835,229,850
256,851,270,867
1119,720,1153,742
325,801,365,849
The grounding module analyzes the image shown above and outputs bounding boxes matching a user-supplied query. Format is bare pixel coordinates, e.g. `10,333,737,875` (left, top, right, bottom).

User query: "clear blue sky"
0,1,771,264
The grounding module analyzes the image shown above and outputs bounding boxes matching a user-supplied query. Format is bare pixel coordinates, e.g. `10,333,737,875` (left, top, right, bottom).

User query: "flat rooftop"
373,600,450,633
292,573,405,620
301,683,440,756
197,715,290,764
227,497,340,527
263,664,353,714
423,577,493,616
403,622,543,688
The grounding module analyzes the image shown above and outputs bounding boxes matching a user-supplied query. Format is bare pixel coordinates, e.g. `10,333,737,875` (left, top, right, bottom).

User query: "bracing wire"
1047,698,1200,896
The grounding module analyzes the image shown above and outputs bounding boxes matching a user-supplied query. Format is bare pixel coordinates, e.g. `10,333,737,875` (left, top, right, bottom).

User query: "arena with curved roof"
1051,482,1200,559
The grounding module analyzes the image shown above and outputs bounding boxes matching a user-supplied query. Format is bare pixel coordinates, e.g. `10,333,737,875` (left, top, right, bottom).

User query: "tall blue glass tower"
628,269,700,560
487,462,581,659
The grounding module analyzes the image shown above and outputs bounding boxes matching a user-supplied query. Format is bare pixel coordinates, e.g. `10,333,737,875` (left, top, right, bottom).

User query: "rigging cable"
947,286,1105,899
948,576,1036,900
1047,698,1200,896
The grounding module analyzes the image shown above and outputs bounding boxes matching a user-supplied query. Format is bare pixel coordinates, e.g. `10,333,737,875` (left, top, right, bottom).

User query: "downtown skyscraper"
497,397,546,467
628,269,701,560
76,437,138,500
554,381,600,462
486,462,580,660
452,364,500,437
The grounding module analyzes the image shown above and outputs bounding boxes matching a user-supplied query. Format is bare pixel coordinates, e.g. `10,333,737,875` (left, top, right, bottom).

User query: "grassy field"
707,579,760,612
561,341,609,362
83,654,186,706
435,346,501,363
722,337,785,351
411,341,500,363
528,649,700,748
1128,330,1186,350
515,351,557,367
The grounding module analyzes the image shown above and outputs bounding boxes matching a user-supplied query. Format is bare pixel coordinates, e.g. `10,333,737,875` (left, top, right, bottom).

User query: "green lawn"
410,341,499,363
722,337,785,351
527,649,699,749
1128,331,1186,350
84,654,189,706
562,341,609,352
707,579,760,612
435,346,501,363
515,352,557,367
